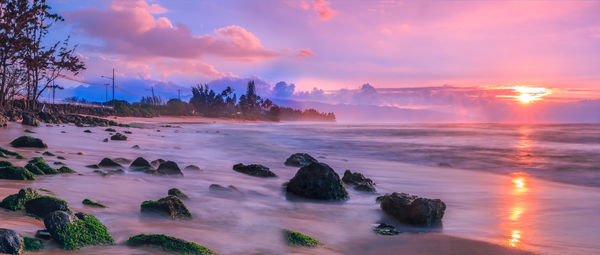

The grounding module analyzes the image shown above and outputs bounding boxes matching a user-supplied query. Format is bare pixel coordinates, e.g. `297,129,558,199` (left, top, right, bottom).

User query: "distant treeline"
65,81,336,122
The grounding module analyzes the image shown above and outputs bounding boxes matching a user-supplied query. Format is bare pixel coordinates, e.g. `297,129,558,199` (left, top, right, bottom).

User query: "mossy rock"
57,166,76,174
0,161,13,167
27,157,58,175
25,196,70,218
85,164,100,169
57,156,66,160
10,136,47,148
141,196,191,219
0,147,25,159
42,151,55,157
284,229,322,247
82,199,106,208
0,164,35,180
127,234,216,255
104,128,116,132
23,236,44,251
45,212,114,250
0,188,40,211
53,161,65,165
98,158,121,168
167,188,188,200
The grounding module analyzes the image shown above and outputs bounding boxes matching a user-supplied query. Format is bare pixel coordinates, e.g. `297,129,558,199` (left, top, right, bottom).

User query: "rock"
209,184,241,193
130,157,152,170
57,166,75,174
131,145,140,149
167,188,188,199
104,128,116,132
110,133,128,141
184,165,201,171
156,161,183,175
342,170,376,192
102,138,108,142
151,159,165,166
25,196,70,218
26,157,58,175
44,211,113,250
85,164,100,169
82,198,106,208
284,229,322,247
286,162,348,200
24,129,35,133
372,223,400,235
57,156,66,160
285,153,318,167
140,196,191,219
0,188,40,211
10,136,47,148
35,230,52,240
23,237,43,252
0,228,23,254
22,113,40,127
0,147,24,159
0,163,35,180
232,163,277,177
127,234,215,255
123,130,132,134
83,130,92,133
113,158,131,165
98,158,121,167
378,192,446,226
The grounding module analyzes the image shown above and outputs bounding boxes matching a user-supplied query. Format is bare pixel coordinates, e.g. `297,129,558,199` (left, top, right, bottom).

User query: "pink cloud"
296,48,318,58
313,0,336,20
67,0,280,62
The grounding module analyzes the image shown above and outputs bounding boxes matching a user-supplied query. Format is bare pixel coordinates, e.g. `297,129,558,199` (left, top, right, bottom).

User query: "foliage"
127,234,216,255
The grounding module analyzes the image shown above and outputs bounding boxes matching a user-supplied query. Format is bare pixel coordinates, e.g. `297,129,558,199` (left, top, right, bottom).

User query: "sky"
45,0,600,122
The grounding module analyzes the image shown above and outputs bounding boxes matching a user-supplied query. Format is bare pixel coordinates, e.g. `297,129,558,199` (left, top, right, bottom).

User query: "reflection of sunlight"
513,177,527,193
509,230,521,247
510,207,522,221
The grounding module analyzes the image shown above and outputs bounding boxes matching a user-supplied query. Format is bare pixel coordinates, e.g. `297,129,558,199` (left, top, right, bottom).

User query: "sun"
513,86,550,104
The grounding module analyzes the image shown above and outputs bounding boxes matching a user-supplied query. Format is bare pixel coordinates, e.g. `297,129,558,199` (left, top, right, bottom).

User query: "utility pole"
151,86,155,106
101,68,115,106
178,89,181,101
47,82,63,104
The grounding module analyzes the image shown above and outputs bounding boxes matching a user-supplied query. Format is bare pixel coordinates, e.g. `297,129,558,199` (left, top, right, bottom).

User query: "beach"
1,120,599,254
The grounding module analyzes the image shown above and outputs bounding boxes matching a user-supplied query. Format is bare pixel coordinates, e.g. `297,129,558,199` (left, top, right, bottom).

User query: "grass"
127,234,216,255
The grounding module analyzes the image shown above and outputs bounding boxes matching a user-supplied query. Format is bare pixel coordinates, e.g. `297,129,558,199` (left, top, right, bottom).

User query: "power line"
56,73,146,97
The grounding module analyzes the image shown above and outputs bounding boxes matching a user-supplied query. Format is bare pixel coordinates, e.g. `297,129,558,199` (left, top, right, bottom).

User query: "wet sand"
2,122,596,254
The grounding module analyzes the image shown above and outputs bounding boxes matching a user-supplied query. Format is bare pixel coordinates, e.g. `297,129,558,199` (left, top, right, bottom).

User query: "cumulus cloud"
67,0,280,61
313,0,336,20
273,81,296,98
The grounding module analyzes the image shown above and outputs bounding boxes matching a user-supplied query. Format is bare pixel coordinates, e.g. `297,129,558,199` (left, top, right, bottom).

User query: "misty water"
1,122,599,254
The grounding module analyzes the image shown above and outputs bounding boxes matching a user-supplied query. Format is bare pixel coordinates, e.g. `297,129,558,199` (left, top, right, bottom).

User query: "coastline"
108,115,266,124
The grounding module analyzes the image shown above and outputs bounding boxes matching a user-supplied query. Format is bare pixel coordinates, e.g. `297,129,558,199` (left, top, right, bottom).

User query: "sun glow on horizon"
513,86,551,104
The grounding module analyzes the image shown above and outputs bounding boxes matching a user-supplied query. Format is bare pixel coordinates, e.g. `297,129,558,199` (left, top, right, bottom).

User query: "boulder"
127,234,215,255
140,196,191,219
232,163,277,177
378,192,446,226
284,153,318,167
209,184,241,193
156,161,183,175
10,136,47,148
167,188,188,200
26,157,58,175
0,228,23,254
130,157,152,170
22,113,40,127
25,196,70,218
372,223,400,235
0,164,35,180
286,162,348,200
0,188,40,211
342,170,376,192
44,211,113,250
98,158,121,167
184,165,201,171
110,133,128,141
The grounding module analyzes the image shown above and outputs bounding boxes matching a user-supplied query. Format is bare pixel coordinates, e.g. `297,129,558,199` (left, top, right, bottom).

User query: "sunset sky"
47,0,600,121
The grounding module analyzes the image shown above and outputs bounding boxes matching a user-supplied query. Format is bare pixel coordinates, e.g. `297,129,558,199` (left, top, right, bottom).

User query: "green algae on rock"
167,188,188,200
283,229,322,247
23,236,44,251
140,196,191,219
10,136,47,148
0,162,36,180
44,211,113,250
82,198,106,208
127,234,216,255
0,188,40,211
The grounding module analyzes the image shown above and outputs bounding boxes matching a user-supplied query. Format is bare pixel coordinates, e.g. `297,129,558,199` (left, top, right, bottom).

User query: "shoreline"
108,115,267,124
